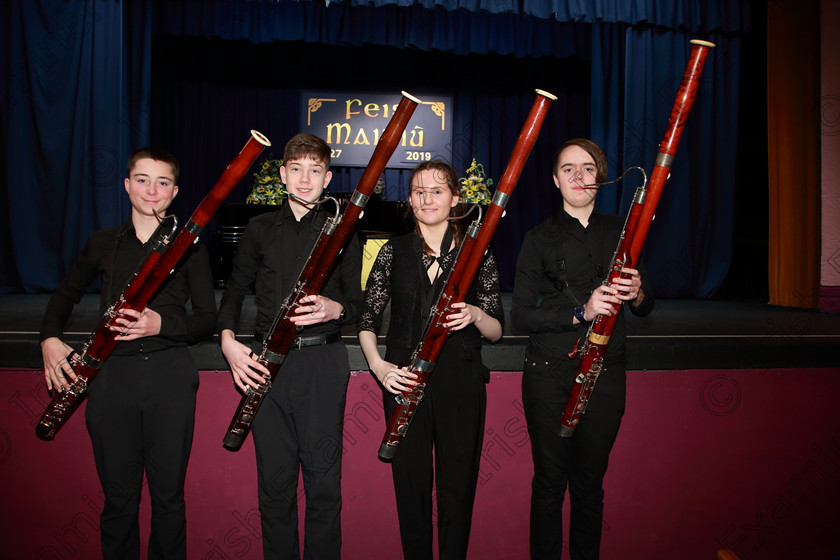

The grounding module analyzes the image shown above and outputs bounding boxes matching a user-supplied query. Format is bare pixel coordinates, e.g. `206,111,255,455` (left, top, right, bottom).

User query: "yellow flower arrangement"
246,157,287,205
459,158,493,205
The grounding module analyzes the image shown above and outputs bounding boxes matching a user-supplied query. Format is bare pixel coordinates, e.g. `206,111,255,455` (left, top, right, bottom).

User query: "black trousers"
384,342,487,560
85,346,198,560
521,349,626,560
250,342,350,560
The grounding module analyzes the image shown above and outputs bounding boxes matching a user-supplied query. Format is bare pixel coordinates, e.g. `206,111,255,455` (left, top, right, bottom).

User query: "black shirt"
218,202,362,338
511,209,654,361
40,220,218,355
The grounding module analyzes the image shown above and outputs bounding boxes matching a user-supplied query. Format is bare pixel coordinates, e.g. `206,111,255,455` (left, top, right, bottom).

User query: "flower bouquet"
246,157,286,205
459,158,493,205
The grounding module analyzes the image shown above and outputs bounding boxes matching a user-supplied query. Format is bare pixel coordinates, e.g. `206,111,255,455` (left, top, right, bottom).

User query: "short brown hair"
126,147,180,184
552,138,607,184
283,133,331,170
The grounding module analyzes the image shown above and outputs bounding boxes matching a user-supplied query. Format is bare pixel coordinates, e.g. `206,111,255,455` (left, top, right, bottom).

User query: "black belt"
255,331,342,350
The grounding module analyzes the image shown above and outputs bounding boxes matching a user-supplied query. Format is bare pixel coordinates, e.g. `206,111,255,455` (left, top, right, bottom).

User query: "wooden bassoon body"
222,92,421,451
378,89,557,460
36,130,270,440
558,39,715,438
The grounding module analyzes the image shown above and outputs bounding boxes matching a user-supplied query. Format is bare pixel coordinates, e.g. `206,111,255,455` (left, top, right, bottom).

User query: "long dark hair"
407,160,467,255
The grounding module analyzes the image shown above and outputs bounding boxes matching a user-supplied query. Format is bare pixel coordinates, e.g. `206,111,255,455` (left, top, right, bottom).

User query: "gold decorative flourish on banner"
307,98,336,126
426,101,446,130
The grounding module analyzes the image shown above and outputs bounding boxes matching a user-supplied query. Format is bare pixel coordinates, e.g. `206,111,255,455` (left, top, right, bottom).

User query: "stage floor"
2,293,839,371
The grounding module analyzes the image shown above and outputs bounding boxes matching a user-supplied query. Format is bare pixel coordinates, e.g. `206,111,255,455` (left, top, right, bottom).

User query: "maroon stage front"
2,293,839,558
2,364,840,559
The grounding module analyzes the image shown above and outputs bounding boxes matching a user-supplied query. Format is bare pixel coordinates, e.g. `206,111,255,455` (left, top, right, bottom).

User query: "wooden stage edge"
2,293,839,371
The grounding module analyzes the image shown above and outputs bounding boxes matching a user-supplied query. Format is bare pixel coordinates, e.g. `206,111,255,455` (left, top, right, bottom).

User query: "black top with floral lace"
358,230,503,354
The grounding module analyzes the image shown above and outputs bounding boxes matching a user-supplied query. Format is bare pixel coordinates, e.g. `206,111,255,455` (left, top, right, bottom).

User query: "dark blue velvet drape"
2,0,152,292
590,27,739,297
1,0,748,296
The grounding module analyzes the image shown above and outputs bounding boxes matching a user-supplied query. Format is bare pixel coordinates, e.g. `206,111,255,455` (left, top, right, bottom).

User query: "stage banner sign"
301,91,452,169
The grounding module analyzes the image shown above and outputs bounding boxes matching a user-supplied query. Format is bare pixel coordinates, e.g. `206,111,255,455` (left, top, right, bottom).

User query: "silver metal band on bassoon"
467,221,481,238
152,237,169,253
491,190,510,208
324,219,338,235
350,191,370,207
152,216,178,253
655,153,675,168
185,219,203,236
261,347,286,365
413,359,436,373
633,188,646,205
79,352,103,369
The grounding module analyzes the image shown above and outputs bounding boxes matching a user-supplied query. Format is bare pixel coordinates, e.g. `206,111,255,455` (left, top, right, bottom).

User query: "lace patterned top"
359,230,503,354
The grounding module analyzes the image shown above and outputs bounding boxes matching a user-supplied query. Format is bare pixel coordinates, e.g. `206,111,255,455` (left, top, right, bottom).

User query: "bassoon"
36,130,271,440
222,91,421,451
378,89,557,460
558,39,715,438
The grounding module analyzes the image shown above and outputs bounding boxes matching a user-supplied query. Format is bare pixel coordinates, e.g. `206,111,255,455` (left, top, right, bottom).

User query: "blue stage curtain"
0,3,13,291
590,28,739,297
1,0,749,297
525,0,746,32
154,0,580,58
346,0,519,14
353,0,748,33
2,0,152,293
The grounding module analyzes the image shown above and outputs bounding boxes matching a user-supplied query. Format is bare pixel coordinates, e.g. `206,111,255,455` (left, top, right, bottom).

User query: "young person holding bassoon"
219,92,419,558
360,89,555,560
513,39,714,559
358,160,504,560
511,138,654,559
40,147,219,559
218,133,363,559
